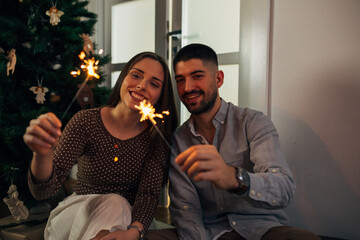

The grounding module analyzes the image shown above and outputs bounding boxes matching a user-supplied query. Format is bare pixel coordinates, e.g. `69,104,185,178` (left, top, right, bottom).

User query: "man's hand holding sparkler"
175,145,239,190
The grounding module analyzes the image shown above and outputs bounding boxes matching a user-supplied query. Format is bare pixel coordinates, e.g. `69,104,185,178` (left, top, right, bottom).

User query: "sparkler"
135,100,176,156
61,52,100,120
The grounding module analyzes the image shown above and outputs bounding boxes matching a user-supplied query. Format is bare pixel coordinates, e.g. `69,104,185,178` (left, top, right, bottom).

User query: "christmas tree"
0,0,110,206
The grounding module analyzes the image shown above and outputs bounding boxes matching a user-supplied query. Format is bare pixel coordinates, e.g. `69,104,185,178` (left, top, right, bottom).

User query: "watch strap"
228,167,250,195
127,225,145,240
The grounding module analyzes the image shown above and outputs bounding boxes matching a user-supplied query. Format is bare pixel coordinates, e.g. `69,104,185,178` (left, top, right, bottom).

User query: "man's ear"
216,70,224,88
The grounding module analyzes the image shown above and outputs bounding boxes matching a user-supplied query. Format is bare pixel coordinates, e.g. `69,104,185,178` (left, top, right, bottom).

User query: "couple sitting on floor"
24,43,320,240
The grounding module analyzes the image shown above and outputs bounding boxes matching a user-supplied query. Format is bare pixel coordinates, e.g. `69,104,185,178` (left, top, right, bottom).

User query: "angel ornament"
46,6,64,26
7,48,16,76
3,184,29,221
80,33,94,55
30,78,49,104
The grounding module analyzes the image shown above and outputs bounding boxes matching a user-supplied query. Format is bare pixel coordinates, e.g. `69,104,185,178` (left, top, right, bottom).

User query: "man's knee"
145,229,178,240
262,226,321,240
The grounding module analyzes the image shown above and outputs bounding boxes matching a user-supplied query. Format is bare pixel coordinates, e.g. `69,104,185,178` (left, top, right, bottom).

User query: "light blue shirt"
169,99,296,240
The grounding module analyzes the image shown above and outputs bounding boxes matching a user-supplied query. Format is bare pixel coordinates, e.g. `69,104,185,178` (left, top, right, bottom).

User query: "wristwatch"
127,225,145,240
228,167,250,195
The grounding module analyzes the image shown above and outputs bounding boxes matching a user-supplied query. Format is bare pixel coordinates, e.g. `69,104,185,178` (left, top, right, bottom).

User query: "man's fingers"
187,159,214,178
192,170,215,182
179,148,217,172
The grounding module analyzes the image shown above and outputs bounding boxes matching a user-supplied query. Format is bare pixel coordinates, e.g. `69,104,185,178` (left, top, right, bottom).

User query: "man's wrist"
228,167,250,195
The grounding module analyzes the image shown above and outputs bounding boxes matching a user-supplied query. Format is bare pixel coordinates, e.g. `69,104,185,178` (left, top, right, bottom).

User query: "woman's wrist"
127,224,144,240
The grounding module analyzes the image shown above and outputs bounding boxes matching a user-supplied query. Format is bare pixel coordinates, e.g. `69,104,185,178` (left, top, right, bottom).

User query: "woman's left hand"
100,228,139,240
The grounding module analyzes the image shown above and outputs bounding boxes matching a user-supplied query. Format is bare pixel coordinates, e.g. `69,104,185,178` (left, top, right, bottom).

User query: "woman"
23,52,178,240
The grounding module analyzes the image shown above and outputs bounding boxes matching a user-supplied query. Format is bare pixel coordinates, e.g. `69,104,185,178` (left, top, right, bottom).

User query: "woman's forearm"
30,152,54,183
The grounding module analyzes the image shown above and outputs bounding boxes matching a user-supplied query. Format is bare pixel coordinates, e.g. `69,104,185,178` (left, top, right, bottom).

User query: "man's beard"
183,89,218,115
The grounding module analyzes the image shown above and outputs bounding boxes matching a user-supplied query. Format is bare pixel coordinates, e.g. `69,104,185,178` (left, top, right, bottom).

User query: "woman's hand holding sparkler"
24,113,62,156
23,113,62,182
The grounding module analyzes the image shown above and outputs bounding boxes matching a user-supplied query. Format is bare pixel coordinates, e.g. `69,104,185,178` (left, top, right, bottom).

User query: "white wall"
239,0,270,114
271,1,360,239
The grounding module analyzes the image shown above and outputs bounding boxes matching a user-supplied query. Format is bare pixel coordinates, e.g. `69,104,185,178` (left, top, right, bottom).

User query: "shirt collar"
187,98,229,135
213,98,228,126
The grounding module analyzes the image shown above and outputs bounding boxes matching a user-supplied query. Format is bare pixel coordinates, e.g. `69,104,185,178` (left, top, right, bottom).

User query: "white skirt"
44,193,132,240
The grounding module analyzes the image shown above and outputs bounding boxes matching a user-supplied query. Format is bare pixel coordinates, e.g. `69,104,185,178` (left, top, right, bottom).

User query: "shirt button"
221,121,224,124
231,221,236,226
250,190,256,195
272,169,277,173
183,205,188,210
257,192,261,198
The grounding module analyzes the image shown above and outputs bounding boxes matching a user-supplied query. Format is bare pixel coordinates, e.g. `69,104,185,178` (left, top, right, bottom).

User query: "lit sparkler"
61,52,100,120
135,100,169,125
114,100,173,162
134,99,175,156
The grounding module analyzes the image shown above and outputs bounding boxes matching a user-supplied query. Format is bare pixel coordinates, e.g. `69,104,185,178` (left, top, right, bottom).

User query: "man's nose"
184,79,194,92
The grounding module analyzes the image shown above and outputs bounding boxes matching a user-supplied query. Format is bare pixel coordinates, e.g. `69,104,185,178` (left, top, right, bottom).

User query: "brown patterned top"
28,108,168,229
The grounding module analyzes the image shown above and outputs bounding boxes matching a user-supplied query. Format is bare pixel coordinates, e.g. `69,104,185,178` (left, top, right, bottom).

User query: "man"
168,43,320,240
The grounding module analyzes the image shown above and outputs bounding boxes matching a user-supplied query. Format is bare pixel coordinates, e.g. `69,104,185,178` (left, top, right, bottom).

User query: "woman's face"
120,58,165,111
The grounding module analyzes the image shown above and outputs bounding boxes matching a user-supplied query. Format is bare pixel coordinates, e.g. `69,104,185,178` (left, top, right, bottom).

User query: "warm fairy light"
79,51,86,60
135,100,166,125
98,49,103,55
70,70,81,77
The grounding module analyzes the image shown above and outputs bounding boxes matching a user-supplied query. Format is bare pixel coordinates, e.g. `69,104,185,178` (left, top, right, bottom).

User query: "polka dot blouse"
28,108,168,229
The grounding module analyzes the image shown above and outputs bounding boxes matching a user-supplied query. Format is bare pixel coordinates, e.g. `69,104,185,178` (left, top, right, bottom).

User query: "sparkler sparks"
129,100,175,160
82,57,100,80
61,51,100,120
135,100,169,125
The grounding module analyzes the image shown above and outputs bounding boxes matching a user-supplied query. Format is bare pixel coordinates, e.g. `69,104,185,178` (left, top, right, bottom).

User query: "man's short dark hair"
173,43,218,70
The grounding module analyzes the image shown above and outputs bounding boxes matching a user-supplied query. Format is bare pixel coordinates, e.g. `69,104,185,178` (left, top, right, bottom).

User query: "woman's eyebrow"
130,67,144,73
131,67,163,83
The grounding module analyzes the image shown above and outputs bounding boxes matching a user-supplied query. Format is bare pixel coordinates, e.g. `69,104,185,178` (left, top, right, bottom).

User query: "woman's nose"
136,80,145,90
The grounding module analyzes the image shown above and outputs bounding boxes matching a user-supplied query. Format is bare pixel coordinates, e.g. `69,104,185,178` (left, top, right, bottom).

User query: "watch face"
229,167,249,195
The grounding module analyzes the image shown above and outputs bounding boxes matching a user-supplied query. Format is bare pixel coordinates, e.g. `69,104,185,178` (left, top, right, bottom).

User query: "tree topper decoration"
7,48,17,76
46,5,64,26
29,78,49,104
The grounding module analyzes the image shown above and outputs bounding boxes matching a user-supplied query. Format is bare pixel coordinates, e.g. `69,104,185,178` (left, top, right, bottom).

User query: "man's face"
174,59,221,114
